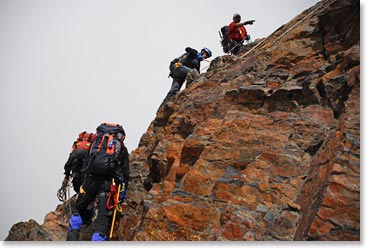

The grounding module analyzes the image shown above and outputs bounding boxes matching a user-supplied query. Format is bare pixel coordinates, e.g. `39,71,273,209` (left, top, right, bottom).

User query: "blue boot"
91,232,107,241
66,214,82,241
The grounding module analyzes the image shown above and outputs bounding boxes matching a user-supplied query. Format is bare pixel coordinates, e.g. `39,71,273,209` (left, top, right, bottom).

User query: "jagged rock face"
5,203,69,241
5,0,359,241
5,220,53,241
5,197,96,241
123,0,360,241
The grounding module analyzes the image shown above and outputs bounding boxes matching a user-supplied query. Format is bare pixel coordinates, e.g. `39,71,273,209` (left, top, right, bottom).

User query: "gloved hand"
119,187,127,201
244,20,255,25
197,52,204,61
79,185,86,194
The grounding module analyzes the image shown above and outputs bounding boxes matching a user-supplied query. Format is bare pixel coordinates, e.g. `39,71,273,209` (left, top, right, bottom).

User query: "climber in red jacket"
228,13,255,55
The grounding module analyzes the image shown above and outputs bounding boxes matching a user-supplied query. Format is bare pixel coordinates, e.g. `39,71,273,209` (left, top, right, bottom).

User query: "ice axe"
109,180,124,239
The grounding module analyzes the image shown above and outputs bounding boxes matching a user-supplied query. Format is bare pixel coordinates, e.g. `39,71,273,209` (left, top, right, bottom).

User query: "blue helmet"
201,47,212,58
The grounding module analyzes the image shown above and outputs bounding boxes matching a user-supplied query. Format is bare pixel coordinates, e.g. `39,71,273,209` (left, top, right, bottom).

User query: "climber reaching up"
160,47,212,108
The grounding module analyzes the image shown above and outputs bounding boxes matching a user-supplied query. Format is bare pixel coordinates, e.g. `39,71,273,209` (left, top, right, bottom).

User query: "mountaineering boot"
185,69,199,88
66,214,82,241
159,91,176,110
66,229,80,241
163,91,176,103
92,232,107,241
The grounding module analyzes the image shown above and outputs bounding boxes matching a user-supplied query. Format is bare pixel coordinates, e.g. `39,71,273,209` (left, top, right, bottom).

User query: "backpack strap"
102,122,121,127
106,134,115,155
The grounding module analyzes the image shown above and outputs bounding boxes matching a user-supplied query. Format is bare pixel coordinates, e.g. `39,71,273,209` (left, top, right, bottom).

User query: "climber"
160,47,212,107
227,13,255,55
62,131,96,194
66,123,129,241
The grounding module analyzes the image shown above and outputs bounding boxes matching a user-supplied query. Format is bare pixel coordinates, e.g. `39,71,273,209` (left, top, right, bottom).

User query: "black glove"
244,20,255,25
119,184,127,201
115,176,125,185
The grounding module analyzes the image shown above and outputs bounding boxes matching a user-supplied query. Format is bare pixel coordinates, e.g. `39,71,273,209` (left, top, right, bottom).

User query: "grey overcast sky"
0,0,340,241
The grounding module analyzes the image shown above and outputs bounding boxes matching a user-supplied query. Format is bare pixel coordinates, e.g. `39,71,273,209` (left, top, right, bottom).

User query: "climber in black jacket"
62,132,96,194
66,123,129,241
160,47,212,107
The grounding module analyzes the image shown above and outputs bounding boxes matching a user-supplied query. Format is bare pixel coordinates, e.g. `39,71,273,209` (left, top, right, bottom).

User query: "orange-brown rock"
124,0,359,241
6,0,359,241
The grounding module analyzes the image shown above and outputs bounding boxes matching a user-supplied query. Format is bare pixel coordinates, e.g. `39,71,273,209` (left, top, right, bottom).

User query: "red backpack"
71,131,96,152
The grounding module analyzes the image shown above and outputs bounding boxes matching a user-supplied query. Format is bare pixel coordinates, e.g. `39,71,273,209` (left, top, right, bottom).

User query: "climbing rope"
57,177,73,219
57,178,68,202
200,60,212,72
206,0,338,76
239,0,337,59
195,0,337,85
200,36,251,73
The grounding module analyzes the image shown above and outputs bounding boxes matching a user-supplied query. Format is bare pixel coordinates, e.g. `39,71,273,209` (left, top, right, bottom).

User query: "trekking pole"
109,181,124,239
219,30,223,40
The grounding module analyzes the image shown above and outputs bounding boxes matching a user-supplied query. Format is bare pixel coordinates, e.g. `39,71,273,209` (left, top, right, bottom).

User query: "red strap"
106,183,117,210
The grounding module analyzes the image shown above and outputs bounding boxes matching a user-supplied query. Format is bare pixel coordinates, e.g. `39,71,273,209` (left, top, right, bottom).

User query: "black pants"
160,65,193,108
73,175,114,237
160,77,185,109
229,40,244,55
72,176,82,193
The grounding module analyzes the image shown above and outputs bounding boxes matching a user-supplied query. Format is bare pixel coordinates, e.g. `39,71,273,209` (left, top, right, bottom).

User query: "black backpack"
219,25,230,53
85,123,126,178
169,58,180,77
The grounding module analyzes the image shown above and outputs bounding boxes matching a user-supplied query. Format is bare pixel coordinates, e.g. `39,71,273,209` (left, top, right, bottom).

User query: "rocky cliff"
6,0,359,241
